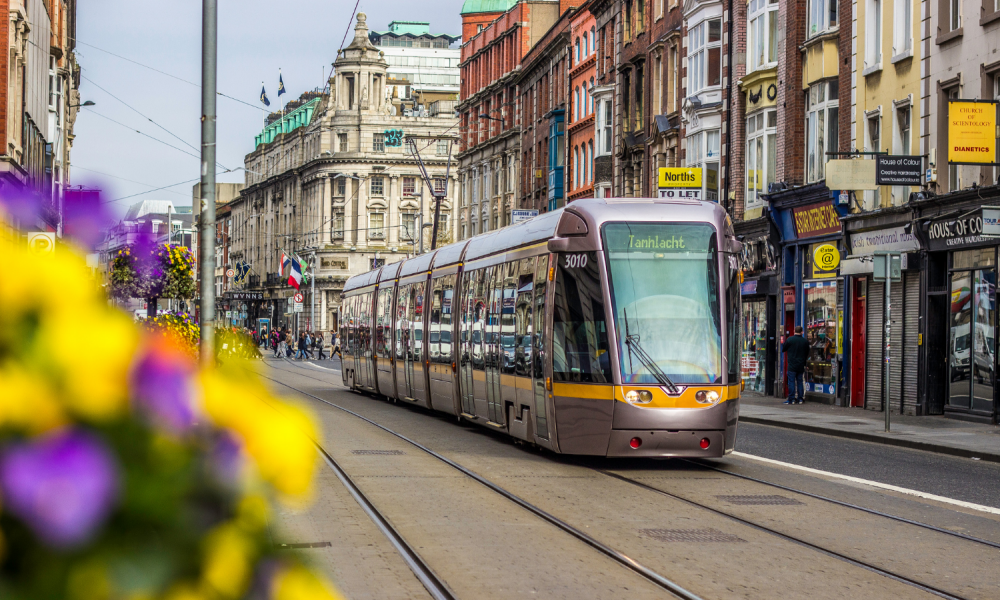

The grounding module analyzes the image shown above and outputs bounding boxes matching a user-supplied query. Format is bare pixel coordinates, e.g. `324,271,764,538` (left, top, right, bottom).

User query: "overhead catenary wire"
69,165,191,198
86,111,203,161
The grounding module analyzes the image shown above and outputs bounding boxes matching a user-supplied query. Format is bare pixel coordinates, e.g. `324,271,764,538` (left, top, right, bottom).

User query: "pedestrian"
303,331,314,359
295,332,308,360
781,326,810,405
333,333,341,359
315,331,327,360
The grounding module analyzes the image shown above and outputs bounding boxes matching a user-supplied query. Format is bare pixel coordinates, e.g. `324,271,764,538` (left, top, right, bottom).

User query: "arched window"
589,77,595,114
591,27,596,55
581,82,588,116
573,146,580,188
575,38,581,64
583,33,589,57
574,87,580,121
588,141,594,183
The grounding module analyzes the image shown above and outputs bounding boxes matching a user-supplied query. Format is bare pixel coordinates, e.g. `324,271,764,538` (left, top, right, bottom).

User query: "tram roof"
377,260,403,282
430,238,471,268
343,265,383,292
398,248,440,277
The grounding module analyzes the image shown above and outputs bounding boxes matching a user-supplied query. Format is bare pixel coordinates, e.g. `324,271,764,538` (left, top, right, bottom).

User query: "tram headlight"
695,390,720,405
625,390,653,404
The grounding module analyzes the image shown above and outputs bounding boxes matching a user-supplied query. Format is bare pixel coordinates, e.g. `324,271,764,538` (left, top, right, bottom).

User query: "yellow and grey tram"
340,198,742,457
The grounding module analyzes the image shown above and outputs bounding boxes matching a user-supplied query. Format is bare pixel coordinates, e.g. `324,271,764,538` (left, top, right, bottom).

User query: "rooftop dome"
460,0,519,15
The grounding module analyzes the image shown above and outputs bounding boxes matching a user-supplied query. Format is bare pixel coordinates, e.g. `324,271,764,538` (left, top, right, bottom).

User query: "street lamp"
69,100,96,108
478,113,502,122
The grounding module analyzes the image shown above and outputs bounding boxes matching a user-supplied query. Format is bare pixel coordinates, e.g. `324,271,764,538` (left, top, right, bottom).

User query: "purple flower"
0,430,120,548
0,186,43,224
130,343,198,434
211,431,244,485
63,188,113,250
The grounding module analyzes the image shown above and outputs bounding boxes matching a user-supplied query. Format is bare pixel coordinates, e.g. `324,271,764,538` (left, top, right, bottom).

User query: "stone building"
229,13,459,334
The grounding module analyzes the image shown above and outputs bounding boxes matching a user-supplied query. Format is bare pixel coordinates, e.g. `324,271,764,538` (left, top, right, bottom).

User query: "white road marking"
732,451,1000,516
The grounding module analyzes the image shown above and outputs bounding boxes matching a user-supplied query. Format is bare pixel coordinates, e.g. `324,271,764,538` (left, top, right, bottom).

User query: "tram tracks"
257,362,702,600
259,360,988,600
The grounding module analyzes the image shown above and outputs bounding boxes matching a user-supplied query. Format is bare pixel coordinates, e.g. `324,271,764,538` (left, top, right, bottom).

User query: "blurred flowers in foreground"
0,243,341,600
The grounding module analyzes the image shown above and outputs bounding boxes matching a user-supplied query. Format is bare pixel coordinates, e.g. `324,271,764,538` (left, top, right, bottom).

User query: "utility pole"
407,135,454,251
198,0,218,366
310,251,316,332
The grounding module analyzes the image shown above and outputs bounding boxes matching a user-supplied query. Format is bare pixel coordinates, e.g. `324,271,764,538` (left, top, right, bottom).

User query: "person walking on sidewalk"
781,326,810,405
315,332,327,360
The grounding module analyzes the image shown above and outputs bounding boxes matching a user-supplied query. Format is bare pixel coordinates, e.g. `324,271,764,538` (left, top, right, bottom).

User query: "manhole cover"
641,528,746,543
351,449,405,455
715,495,804,506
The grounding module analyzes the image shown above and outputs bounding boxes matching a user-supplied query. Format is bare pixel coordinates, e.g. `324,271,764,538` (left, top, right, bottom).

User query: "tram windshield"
603,222,722,384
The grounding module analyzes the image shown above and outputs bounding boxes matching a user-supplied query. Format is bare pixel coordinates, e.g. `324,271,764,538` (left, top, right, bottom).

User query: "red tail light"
629,437,642,449
699,437,711,449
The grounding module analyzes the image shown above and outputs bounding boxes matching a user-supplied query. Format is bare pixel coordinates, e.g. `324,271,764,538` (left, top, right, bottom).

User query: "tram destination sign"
875,155,923,186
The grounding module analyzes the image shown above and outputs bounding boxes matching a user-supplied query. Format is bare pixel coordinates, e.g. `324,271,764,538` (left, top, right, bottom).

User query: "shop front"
766,184,849,403
916,189,1000,423
737,217,780,395
841,211,922,413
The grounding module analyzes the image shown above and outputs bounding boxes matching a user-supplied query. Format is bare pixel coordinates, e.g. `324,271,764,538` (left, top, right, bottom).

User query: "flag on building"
296,255,309,285
288,259,303,290
260,84,271,107
279,252,290,275
278,71,286,97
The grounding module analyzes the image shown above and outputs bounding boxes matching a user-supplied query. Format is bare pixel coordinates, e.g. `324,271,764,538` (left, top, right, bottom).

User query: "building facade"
369,21,461,107
230,13,459,334
567,5,597,201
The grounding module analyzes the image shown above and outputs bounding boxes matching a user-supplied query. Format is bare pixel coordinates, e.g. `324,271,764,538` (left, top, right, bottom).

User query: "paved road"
735,421,1000,509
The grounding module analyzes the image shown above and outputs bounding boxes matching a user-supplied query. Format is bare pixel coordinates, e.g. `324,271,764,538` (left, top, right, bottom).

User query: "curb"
739,415,1000,465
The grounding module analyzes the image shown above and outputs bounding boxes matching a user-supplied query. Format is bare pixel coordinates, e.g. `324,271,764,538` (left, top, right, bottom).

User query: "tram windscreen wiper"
623,308,680,394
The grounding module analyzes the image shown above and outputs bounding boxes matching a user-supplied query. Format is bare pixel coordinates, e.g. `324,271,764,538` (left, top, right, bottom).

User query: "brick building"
567,3,597,201
589,0,620,198
456,0,563,238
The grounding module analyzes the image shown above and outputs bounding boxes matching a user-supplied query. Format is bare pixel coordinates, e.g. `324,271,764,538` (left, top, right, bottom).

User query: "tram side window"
553,252,613,383
396,285,409,361
440,275,455,363
375,288,389,358
473,268,489,371
727,266,741,381
430,277,443,363
501,263,518,372
533,255,549,438
515,258,535,377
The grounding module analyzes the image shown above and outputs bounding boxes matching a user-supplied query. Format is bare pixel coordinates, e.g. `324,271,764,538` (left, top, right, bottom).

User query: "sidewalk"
739,393,1000,463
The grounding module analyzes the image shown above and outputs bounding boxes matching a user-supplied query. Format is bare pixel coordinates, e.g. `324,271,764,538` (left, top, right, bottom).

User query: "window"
657,0,664,18
687,129,721,201
637,0,645,32
653,54,662,115
338,133,348,152
669,46,679,112
507,156,515,192
333,211,344,238
865,0,882,68
589,77,595,113
574,146,580,188
808,0,838,37
472,169,479,204
436,140,449,156
575,38,581,64
588,141,594,183
336,177,346,196
891,104,912,203
688,19,722,94
624,0,633,40
552,251,612,383
437,214,450,239
805,80,839,183
373,133,385,153
583,33,589,57
748,0,779,72
893,0,912,56
403,176,416,195
483,164,491,199
401,211,416,239
746,109,777,208
434,177,447,195
950,0,960,30
369,212,385,239
574,87,581,121
635,63,644,129
591,27,596,55
598,99,613,155
371,175,385,196
582,82,589,116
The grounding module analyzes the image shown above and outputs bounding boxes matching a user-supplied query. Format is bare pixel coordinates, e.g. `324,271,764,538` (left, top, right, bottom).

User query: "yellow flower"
162,582,210,600
200,366,319,500
201,523,255,599
271,565,344,600
0,362,66,433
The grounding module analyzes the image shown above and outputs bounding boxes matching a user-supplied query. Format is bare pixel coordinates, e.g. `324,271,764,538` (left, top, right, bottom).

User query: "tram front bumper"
606,429,727,457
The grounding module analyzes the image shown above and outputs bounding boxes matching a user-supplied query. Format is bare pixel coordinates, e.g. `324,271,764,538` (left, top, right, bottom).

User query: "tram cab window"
603,222,723,384
552,251,613,383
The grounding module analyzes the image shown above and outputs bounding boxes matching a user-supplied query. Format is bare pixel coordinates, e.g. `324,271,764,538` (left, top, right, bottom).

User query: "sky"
70,0,465,216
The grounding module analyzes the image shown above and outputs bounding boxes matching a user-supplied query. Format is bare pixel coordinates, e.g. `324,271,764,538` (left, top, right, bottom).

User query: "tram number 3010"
564,253,589,269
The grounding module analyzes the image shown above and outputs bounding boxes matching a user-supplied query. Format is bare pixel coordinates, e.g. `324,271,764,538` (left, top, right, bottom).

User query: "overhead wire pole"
407,135,455,250
199,0,218,365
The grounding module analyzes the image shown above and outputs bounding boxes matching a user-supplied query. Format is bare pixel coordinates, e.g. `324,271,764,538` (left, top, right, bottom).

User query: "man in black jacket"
781,326,810,404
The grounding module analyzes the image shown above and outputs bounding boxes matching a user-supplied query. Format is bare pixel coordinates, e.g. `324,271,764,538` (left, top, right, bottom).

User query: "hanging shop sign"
225,291,264,301
875,155,923,186
740,280,759,295
826,159,877,190
982,206,1000,238
792,201,841,238
658,167,702,188
658,188,702,200
849,226,920,255
813,244,841,272
927,212,991,251
948,101,998,164
511,209,539,223
782,286,796,305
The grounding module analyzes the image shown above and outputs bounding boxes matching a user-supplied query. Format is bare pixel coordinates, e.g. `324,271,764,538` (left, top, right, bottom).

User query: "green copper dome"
460,0,518,15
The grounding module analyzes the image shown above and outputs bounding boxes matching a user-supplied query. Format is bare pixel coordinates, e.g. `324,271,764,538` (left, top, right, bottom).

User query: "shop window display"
742,300,767,392
804,283,837,394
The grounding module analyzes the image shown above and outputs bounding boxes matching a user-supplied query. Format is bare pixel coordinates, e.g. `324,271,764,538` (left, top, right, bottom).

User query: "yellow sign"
658,167,702,188
814,243,841,271
948,101,998,164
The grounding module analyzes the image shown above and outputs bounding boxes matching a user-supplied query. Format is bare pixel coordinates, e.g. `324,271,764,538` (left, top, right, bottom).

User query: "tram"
339,198,742,457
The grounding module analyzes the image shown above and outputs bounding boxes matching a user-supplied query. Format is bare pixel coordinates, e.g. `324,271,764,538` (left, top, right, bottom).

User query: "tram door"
459,270,478,415
395,284,411,400
375,287,394,395
409,281,428,404
532,256,550,439
485,265,506,425
472,269,490,417
364,292,377,389
513,258,536,414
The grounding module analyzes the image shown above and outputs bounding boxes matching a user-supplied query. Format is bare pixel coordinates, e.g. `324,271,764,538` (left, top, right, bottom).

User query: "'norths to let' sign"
658,167,702,188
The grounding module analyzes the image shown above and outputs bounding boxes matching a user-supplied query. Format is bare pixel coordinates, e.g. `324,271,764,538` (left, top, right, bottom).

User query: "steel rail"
682,459,1000,550
257,365,703,600
599,470,970,600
